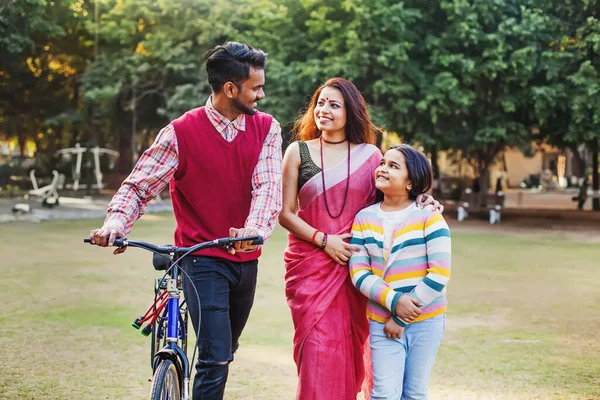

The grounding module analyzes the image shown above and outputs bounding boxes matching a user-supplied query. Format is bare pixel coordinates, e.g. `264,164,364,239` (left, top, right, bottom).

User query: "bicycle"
83,235,263,400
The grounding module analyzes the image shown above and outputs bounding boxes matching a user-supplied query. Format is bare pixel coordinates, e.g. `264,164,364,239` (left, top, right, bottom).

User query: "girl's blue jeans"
370,314,446,400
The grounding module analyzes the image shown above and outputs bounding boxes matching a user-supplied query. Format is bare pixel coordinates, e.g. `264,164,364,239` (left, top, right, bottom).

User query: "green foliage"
0,0,64,59
0,0,93,155
1,0,599,185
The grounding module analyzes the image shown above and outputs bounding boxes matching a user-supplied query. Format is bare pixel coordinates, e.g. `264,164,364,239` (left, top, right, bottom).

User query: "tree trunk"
116,120,133,173
431,144,439,179
33,134,41,156
591,138,599,211
69,123,80,147
477,150,491,207
115,94,133,174
570,145,586,178
116,119,133,174
18,130,27,156
49,125,63,155
131,86,138,163
478,166,489,207
430,143,441,198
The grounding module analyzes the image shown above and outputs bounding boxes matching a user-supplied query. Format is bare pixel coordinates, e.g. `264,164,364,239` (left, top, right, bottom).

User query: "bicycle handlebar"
83,236,264,254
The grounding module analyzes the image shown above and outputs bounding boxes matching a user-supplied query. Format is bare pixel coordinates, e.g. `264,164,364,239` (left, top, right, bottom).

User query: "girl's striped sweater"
349,203,451,326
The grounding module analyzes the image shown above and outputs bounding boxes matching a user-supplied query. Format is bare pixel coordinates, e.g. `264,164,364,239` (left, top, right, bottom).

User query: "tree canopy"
1,0,599,207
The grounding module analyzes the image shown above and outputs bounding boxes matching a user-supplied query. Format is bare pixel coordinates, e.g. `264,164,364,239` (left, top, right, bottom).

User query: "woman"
279,78,382,399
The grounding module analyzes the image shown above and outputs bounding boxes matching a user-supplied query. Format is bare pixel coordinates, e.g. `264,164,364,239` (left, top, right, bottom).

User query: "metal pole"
131,86,138,163
592,138,599,211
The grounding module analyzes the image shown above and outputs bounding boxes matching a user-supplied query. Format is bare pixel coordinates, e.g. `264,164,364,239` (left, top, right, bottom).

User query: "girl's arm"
349,215,402,314
410,212,452,307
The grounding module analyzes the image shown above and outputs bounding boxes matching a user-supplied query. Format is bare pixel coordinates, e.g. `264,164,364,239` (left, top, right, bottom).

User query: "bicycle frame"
153,257,190,399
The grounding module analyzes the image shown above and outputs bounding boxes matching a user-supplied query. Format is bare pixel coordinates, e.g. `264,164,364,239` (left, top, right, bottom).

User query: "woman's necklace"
321,136,347,144
320,135,351,219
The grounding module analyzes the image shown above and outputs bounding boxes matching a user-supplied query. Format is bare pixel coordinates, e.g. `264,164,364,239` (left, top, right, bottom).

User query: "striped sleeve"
349,214,401,313
410,211,451,307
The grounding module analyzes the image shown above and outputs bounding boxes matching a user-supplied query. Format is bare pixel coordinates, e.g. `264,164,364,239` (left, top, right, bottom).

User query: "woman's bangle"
321,233,328,249
310,229,320,245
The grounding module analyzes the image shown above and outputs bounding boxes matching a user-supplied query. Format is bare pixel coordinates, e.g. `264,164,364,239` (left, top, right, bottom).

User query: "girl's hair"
292,77,378,144
377,144,434,201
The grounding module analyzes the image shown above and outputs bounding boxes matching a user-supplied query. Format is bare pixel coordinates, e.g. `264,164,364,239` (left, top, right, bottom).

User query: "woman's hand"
323,233,359,265
416,193,444,213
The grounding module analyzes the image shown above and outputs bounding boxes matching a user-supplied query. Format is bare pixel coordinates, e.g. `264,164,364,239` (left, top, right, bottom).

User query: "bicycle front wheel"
150,359,181,400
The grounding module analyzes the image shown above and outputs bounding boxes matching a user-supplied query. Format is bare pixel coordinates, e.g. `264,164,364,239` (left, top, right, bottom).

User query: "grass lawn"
0,214,598,400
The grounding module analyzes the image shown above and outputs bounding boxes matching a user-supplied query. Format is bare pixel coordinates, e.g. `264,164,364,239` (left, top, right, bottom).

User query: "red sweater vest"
170,107,272,262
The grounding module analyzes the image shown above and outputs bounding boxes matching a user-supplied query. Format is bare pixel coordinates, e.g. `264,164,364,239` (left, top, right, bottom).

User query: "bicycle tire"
150,359,181,400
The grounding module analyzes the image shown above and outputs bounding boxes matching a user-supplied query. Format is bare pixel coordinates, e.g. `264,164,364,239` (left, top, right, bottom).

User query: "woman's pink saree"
284,143,381,400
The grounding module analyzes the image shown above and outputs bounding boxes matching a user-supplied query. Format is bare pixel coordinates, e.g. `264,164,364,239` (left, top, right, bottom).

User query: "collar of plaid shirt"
205,96,246,138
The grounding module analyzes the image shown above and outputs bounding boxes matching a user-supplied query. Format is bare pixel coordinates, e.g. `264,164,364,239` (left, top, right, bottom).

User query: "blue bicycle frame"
154,259,190,399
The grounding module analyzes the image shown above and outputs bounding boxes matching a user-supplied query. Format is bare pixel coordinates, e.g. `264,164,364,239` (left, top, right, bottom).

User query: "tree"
417,1,558,199
82,0,247,172
0,0,92,156
533,0,600,209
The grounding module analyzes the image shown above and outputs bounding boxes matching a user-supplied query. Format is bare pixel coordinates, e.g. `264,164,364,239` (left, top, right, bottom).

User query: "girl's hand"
384,318,405,339
395,295,422,321
323,233,359,265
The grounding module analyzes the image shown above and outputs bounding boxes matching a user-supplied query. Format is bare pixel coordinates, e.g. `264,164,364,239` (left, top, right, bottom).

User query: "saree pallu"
284,144,381,400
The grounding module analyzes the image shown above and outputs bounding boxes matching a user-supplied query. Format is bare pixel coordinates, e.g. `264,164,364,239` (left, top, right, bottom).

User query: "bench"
457,189,506,224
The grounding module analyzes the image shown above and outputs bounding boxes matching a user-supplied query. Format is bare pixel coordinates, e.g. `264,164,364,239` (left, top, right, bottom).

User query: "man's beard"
232,97,257,116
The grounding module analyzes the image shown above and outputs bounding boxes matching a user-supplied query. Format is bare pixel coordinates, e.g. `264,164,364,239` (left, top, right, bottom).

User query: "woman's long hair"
292,77,379,144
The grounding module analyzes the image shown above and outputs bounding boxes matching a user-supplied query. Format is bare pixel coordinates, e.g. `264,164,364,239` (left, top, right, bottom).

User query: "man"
89,42,282,399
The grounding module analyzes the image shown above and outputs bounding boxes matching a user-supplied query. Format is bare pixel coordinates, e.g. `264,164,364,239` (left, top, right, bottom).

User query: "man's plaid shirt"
104,97,283,239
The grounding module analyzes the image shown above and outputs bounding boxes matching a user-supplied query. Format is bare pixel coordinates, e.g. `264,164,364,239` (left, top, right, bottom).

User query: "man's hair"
205,42,267,92
389,144,434,200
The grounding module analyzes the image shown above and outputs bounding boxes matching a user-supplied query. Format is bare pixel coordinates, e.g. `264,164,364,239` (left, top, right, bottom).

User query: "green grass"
0,214,598,399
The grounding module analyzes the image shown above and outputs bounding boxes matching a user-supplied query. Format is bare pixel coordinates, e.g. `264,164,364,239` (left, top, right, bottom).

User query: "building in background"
437,144,586,191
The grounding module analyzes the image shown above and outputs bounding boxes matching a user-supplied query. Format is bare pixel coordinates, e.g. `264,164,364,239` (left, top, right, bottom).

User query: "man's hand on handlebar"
228,227,260,255
89,225,127,255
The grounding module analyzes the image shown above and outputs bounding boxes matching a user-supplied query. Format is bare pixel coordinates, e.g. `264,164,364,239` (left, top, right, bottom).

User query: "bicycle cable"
146,249,206,378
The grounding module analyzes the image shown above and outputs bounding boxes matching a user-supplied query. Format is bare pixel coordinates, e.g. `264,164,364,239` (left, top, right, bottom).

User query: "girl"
349,144,451,400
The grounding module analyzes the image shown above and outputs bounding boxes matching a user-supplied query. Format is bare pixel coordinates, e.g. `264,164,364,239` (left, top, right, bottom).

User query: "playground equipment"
56,143,119,191
28,169,64,207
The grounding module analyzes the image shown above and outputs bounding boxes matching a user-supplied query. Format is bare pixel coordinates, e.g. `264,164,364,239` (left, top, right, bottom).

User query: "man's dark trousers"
181,256,258,399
